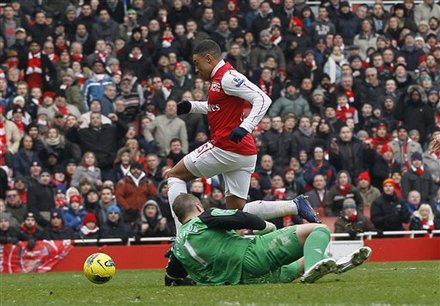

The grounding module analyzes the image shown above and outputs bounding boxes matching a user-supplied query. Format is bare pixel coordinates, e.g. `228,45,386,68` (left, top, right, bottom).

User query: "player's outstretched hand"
254,221,277,235
177,100,192,115
229,127,248,143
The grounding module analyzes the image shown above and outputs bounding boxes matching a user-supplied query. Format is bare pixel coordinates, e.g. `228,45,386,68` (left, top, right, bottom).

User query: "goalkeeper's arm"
165,253,196,286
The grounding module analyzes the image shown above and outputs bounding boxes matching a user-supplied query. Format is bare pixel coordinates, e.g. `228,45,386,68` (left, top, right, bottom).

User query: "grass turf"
1,261,439,306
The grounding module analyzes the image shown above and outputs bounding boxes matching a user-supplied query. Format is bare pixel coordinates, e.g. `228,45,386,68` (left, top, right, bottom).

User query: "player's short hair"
173,194,201,222
193,40,221,59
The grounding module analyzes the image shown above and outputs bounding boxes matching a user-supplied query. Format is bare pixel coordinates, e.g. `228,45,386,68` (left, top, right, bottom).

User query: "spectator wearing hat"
64,194,86,232
27,170,56,227
285,16,312,53
371,122,392,150
134,199,172,238
43,208,75,240
76,212,100,240
25,160,43,189
268,81,310,119
394,85,435,146
0,212,19,245
115,162,157,215
371,178,410,233
172,62,193,92
5,188,27,229
335,1,361,46
402,152,437,202
100,205,131,244
356,171,381,208
324,170,364,217
334,198,375,240
12,134,41,178
18,212,44,250
249,29,286,73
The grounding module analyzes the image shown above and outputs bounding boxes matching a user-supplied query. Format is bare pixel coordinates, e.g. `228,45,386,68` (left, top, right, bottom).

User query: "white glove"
254,221,277,235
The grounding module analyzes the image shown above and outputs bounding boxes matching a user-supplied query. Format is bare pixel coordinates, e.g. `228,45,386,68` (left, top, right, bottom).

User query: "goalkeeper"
166,194,371,285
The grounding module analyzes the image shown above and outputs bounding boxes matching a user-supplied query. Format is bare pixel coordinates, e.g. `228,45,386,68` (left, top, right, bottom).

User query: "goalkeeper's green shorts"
241,225,303,284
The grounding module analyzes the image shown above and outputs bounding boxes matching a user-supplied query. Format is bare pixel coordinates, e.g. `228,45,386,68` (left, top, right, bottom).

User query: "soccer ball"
83,253,116,284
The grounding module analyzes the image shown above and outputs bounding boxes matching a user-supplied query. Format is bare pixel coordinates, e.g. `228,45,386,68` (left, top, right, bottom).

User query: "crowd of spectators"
1,0,440,247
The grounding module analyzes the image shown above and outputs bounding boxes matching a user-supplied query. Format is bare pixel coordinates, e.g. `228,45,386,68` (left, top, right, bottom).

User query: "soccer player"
168,40,319,230
165,194,372,285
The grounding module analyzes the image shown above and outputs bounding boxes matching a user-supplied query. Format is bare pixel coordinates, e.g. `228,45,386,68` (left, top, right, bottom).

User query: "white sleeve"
189,101,208,114
221,70,272,133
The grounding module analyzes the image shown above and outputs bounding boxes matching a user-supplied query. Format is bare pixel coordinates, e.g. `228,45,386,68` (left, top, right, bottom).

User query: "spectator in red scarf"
76,212,100,240
335,92,358,123
371,122,392,150
18,212,44,250
22,40,57,91
410,204,439,237
324,170,364,216
334,198,375,240
402,152,437,202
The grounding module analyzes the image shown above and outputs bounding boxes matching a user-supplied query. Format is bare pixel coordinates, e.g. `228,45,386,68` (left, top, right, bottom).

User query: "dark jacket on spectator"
329,137,367,182
335,10,360,45
334,213,375,240
364,148,402,190
67,120,128,170
260,128,295,171
27,182,56,227
401,168,437,203
100,219,131,243
324,184,364,217
43,224,75,240
394,85,435,145
13,149,40,178
371,193,410,231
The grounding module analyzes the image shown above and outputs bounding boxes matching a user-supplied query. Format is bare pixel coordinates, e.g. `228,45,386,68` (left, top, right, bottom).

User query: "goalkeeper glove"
253,221,277,235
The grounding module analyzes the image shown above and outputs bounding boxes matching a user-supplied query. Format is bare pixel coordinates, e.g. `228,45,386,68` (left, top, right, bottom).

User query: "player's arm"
177,100,208,115
222,71,272,133
199,209,266,231
165,253,196,286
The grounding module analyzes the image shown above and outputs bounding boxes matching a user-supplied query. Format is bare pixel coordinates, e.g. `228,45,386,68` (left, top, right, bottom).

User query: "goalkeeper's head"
173,194,204,224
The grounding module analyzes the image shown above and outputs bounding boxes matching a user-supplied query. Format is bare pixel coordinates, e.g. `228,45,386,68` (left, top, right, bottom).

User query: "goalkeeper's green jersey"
172,208,265,285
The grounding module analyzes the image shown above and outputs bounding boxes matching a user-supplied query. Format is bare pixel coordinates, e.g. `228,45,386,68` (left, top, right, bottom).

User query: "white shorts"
183,142,257,200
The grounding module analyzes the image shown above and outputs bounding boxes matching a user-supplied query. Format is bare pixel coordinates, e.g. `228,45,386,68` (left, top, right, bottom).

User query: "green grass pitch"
1,261,438,305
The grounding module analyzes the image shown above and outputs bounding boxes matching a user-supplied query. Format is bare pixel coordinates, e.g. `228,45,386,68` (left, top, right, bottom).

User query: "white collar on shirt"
210,60,226,79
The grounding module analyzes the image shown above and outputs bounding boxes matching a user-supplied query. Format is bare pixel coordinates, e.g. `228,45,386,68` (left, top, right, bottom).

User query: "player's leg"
223,169,319,222
297,224,337,283
167,159,198,231
335,246,372,274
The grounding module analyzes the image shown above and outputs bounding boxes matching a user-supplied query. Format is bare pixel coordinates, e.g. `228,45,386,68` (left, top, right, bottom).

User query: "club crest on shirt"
210,81,221,92
232,76,244,87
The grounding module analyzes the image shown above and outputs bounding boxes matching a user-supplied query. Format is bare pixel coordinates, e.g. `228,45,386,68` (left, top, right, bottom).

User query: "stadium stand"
0,0,439,249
